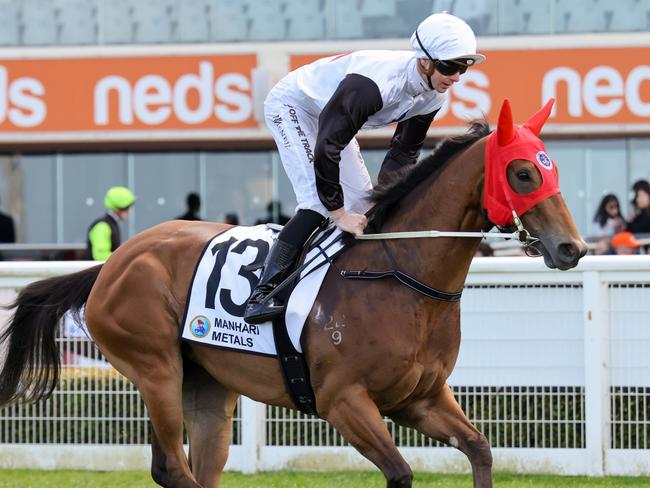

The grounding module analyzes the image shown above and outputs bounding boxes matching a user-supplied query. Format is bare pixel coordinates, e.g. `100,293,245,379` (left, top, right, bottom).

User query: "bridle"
488,213,543,257
354,134,545,257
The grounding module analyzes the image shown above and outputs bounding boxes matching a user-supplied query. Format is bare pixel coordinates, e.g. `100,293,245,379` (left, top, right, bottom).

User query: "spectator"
591,236,613,256
0,196,15,243
590,193,626,239
610,231,641,255
176,192,202,221
87,186,136,261
633,178,650,194
475,241,494,257
627,179,650,236
255,200,290,225
224,212,240,225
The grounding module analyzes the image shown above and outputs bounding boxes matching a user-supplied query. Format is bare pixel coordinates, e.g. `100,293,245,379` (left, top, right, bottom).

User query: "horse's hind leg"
183,358,240,488
100,342,199,488
323,386,413,488
392,384,493,488
86,271,201,487
150,424,171,486
137,351,203,488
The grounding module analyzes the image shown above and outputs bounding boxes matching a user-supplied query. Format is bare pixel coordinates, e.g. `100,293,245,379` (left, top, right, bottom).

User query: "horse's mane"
366,119,491,232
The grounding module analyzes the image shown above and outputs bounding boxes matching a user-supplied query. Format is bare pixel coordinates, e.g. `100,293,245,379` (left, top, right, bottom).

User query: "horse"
0,99,587,488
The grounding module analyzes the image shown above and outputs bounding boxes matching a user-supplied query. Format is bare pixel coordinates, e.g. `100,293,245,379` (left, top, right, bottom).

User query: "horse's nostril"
559,242,578,261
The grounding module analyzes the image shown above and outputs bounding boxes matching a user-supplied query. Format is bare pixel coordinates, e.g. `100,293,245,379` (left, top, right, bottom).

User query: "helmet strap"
415,30,436,90
417,58,435,90
425,71,434,90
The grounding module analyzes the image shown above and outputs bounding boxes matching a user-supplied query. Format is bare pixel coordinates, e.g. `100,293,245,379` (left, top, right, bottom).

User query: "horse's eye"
516,170,531,182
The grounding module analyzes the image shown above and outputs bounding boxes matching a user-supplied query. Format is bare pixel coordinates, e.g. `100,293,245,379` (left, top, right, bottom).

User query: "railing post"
583,270,610,475
239,396,266,473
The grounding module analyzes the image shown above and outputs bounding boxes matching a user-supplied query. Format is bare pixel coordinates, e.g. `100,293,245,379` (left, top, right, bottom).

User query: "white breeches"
264,95,373,217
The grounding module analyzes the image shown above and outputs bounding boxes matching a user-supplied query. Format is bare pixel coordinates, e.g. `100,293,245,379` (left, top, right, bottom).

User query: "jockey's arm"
377,109,439,186
314,73,383,213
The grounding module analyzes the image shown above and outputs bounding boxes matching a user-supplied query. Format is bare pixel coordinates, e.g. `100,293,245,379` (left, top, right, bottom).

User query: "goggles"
415,29,473,77
434,59,468,76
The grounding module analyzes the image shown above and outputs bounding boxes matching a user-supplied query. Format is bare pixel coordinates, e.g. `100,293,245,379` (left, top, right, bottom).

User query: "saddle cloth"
181,225,342,356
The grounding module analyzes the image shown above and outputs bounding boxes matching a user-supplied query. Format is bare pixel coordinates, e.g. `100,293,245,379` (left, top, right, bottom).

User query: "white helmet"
410,12,486,66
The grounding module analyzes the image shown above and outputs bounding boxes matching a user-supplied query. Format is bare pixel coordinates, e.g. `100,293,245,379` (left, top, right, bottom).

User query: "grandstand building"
0,0,647,248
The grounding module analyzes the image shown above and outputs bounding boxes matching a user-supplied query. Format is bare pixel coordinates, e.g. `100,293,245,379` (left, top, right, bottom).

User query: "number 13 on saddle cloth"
181,224,342,356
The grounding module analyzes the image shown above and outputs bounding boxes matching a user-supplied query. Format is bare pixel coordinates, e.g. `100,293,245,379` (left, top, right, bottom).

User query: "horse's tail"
0,264,103,406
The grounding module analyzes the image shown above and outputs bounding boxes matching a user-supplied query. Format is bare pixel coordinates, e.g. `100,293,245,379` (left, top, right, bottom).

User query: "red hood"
483,99,560,227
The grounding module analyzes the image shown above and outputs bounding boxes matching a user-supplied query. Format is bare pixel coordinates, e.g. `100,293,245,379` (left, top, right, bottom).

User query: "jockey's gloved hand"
330,208,368,235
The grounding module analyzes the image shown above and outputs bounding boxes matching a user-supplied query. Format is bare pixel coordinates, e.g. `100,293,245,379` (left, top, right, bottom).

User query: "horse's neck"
381,139,486,292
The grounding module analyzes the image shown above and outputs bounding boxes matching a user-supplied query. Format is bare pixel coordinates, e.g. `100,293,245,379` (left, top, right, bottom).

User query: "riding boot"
243,209,326,325
243,240,298,324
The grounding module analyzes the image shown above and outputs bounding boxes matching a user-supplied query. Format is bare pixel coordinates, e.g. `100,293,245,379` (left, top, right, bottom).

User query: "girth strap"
268,224,337,417
272,316,318,415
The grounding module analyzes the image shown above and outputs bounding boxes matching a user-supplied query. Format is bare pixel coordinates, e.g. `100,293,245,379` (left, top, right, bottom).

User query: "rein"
355,209,542,257
338,210,541,301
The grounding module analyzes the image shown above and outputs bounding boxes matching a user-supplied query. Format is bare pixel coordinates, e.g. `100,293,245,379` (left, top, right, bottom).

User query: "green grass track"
0,470,649,487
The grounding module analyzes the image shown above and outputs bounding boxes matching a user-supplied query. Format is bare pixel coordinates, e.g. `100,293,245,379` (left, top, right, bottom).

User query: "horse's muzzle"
544,238,588,270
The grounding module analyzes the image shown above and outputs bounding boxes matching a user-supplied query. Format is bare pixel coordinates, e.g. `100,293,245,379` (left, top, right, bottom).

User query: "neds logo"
94,61,252,126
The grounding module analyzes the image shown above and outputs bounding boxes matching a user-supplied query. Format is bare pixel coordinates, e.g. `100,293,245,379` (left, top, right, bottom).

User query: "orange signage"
0,48,647,140
291,47,650,128
0,54,258,132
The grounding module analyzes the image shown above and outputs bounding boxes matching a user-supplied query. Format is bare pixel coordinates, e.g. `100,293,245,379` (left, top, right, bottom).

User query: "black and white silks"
264,50,444,214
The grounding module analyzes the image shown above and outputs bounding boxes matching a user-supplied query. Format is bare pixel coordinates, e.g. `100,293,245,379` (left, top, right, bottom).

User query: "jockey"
86,186,136,261
243,12,486,325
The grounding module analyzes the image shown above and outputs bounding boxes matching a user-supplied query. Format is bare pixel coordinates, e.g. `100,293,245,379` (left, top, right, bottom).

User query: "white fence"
0,256,649,475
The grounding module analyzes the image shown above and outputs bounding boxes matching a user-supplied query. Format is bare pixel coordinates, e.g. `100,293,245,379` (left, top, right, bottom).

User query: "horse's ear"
496,99,516,146
524,98,555,136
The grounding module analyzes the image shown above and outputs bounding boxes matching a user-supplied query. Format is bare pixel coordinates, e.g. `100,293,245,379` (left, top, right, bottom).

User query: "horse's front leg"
391,384,493,488
322,385,413,488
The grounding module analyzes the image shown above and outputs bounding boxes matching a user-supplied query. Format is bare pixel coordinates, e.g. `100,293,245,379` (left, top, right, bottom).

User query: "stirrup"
243,298,286,324
244,283,288,324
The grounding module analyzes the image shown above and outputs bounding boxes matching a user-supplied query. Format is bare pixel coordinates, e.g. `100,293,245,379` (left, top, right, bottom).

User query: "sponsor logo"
94,61,252,126
536,151,553,170
543,65,650,118
189,315,210,338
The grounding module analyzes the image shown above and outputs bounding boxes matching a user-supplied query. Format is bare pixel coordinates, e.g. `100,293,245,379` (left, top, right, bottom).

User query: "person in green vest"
86,186,136,261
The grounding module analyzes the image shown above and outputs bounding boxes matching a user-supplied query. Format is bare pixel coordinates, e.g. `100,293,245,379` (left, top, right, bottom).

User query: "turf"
0,470,649,487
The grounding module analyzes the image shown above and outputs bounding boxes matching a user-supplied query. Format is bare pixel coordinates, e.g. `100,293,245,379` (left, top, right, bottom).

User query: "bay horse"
0,99,587,488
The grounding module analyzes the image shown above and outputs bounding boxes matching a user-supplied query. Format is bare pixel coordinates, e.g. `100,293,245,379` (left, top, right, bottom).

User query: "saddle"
180,223,345,416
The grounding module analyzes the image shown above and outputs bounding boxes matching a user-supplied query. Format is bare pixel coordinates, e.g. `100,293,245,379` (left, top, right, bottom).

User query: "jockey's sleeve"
314,73,383,211
377,109,439,186
88,221,113,261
